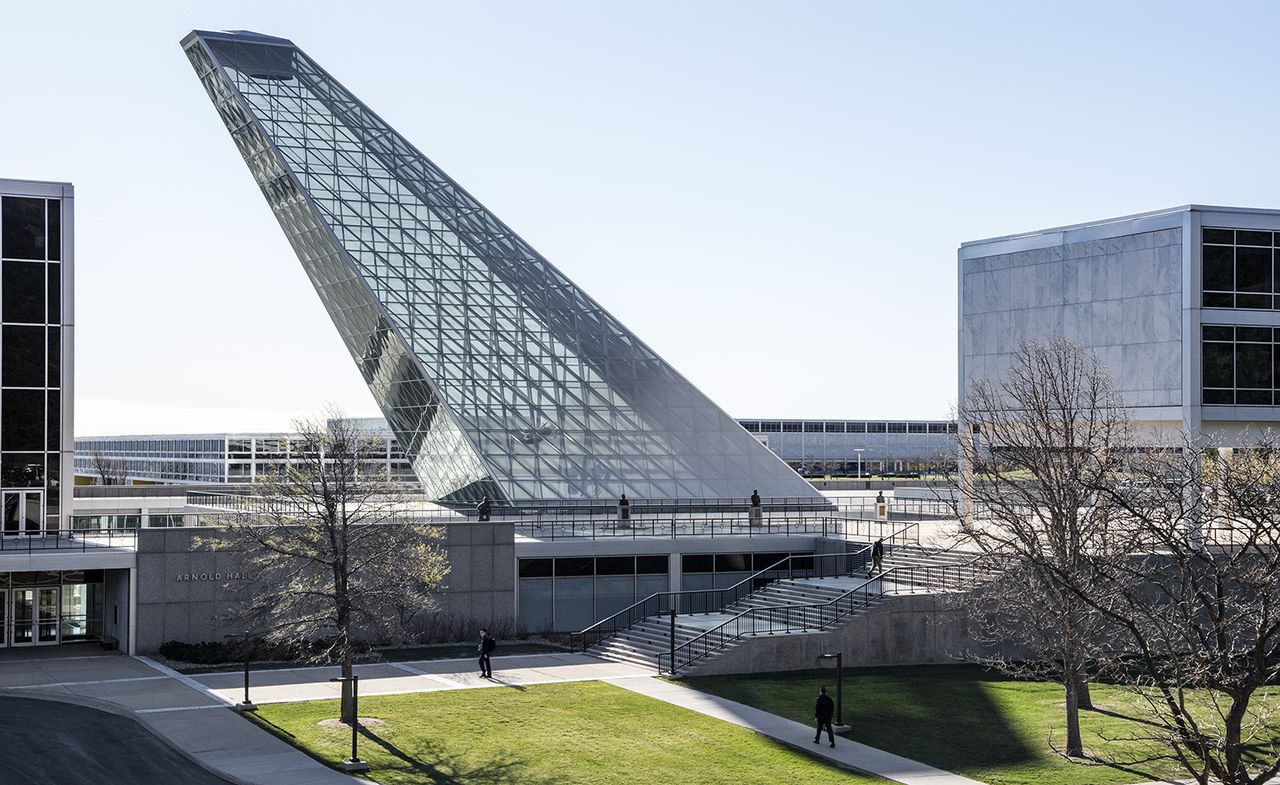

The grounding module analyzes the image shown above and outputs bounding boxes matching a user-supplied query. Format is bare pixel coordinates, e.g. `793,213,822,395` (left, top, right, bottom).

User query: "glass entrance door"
11,589,34,646
37,588,59,644
2,491,43,535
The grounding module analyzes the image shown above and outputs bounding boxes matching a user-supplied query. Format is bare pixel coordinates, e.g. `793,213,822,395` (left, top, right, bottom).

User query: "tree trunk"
1064,678,1084,757
1074,668,1093,710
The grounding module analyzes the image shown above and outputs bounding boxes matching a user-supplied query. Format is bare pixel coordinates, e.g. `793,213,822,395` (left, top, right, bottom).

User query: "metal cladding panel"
182,30,819,505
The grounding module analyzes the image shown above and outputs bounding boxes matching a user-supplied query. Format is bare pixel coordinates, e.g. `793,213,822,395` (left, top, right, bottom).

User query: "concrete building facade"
960,205,1280,440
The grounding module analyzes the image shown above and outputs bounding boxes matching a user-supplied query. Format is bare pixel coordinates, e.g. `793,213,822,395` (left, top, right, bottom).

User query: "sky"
4,1,1280,435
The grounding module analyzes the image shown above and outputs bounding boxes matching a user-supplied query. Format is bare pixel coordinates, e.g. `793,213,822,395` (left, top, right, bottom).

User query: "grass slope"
250,680,886,785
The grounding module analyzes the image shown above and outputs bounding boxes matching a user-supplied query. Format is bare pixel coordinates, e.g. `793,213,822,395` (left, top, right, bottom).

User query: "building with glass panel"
960,205,1280,440
0,179,73,535
74,431,416,485
181,29,819,507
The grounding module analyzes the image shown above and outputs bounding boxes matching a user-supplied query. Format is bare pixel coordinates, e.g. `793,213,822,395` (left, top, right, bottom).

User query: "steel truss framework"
181,29,819,506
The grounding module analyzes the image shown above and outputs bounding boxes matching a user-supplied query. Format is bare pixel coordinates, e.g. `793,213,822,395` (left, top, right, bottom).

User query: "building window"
782,422,803,433
1202,324,1276,405
1203,227,1279,310
803,422,824,433
887,423,907,433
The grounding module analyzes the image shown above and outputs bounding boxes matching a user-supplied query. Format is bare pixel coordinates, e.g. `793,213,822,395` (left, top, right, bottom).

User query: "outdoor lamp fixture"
328,675,370,773
816,652,851,732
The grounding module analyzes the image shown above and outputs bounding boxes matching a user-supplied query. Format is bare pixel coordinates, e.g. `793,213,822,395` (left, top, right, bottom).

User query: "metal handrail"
0,527,138,552
572,521,919,651
656,569,899,674
654,557,989,673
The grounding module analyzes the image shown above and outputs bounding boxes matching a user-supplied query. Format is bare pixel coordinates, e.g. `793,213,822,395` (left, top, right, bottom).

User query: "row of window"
1204,228,1280,310
1,197,61,262
1203,325,1280,405
739,420,955,434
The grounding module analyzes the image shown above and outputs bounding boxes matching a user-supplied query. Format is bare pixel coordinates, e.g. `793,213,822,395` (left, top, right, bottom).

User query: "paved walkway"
608,676,988,785
1,648,998,785
0,651,356,785
190,652,653,705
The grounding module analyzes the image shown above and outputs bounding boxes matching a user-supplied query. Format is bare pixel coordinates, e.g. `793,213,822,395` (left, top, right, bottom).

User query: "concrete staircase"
585,542,991,673
589,574,889,671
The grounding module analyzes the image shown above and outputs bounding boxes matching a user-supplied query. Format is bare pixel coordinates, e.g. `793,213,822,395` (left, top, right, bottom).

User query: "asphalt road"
0,696,232,785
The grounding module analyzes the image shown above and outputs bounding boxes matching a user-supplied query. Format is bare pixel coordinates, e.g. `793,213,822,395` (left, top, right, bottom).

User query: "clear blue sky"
3,1,1277,435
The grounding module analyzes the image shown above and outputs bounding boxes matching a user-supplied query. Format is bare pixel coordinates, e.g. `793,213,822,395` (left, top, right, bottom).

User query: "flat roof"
960,204,1280,250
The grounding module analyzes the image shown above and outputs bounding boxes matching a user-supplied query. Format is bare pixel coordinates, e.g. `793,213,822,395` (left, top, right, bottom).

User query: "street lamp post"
328,675,370,773
853,448,865,480
233,653,257,712
817,652,850,732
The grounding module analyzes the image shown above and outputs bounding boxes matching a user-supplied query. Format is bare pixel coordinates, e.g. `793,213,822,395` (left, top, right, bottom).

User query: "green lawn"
685,665,1203,785
175,642,566,675
249,681,886,785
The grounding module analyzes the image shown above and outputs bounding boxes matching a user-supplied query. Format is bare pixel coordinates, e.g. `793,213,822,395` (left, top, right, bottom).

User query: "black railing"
571,522,919,652
0,527,138,552
656,569,897,674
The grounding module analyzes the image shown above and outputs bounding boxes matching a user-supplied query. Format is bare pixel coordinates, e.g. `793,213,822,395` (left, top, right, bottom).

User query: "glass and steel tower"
182,30,820,506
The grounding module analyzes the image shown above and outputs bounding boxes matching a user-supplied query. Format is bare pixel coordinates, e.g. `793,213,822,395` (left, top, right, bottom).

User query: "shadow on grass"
687,664,1166,781
359,726,561,785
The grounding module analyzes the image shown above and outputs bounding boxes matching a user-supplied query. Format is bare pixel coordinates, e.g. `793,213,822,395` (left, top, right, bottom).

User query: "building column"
668,552,681,594
127,566,137,655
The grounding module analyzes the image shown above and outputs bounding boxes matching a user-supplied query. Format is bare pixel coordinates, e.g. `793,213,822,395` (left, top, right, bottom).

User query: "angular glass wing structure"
181,29,820,506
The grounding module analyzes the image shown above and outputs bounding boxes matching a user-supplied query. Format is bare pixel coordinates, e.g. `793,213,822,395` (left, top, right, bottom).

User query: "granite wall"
133,521,516,653
961,227,1183,409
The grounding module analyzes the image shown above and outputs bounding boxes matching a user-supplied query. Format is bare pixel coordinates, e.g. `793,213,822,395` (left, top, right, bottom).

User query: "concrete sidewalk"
607,676,989,785
191,651,652,705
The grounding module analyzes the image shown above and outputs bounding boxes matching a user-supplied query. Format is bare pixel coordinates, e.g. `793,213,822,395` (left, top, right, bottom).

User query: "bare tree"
205,409,448,723
90,451,129,485
950,338,1130,757
1082,433,1280,785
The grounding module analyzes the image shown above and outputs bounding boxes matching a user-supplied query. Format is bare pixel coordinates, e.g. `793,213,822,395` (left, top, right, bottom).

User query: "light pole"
817,652,850,732
328,675,369,773
853,448,865,479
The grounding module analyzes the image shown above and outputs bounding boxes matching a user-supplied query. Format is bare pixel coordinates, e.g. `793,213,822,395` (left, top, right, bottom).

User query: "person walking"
814,686,836,748
871,537,884,575
478,628,496,678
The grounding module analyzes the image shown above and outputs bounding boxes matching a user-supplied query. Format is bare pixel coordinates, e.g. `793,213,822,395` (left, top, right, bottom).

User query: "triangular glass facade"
182,29,820,506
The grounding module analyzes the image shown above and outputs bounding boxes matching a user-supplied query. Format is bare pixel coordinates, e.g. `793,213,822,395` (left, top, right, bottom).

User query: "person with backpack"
478,628,496,678
871,538,885,576
814,686,836,748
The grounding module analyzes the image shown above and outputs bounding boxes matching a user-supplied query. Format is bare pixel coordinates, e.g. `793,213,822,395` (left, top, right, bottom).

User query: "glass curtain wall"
0,195,62,534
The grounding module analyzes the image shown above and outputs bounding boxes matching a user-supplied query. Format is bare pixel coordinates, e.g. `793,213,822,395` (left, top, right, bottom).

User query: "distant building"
75,429,416,486
737,419,956,475
76,417,957,485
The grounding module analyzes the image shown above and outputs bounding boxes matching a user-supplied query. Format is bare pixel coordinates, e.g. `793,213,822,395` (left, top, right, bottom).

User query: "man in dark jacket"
871,538,885,575
478,628,496,678
814,686,836,747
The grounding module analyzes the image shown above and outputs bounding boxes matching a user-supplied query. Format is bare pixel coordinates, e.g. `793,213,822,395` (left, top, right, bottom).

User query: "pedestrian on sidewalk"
814,686,836,748
870,538,884,576
478,628,496,678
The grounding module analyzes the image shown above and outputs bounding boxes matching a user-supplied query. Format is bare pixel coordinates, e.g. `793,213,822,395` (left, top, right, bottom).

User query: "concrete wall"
134,521,516,653
102,568,130,650
961,225,1184,412
688,592,1002,676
